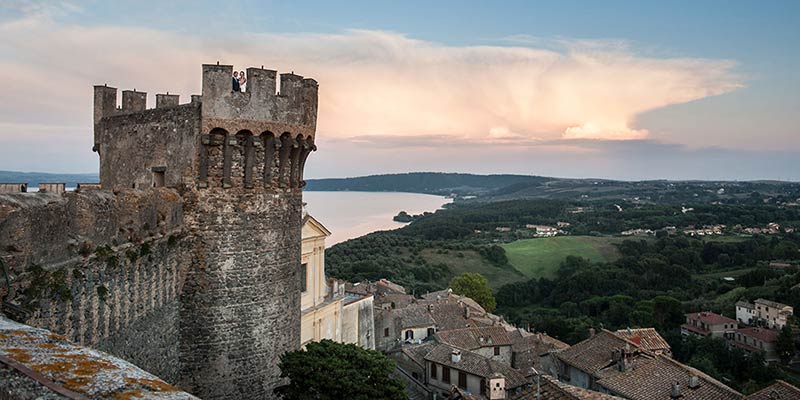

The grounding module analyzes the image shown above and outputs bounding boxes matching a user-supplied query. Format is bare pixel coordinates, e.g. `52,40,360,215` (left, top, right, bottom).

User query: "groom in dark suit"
232,71,241,92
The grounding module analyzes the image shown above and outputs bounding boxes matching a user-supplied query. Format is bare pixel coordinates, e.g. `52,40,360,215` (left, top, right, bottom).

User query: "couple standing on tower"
232,70,247,92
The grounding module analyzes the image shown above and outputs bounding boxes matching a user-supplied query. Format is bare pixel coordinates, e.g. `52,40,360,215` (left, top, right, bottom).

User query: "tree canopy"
450,273,497,312
275,340,407,400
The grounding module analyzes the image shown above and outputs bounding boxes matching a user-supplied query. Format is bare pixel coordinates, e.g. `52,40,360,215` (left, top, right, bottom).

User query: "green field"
702,235,752,243
421,249,526,289
502,236,627,279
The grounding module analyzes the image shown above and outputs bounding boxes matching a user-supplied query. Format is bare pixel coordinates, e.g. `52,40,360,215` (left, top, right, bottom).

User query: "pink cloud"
0,17,741,151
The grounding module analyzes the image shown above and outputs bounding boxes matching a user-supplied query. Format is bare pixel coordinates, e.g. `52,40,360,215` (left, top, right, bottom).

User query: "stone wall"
179,186,303,398
172,64,318,399
0,189,182,272
0,189,187,382
94,99,201,190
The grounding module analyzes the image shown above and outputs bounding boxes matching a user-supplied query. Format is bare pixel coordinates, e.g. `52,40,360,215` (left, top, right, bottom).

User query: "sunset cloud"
0,13,742,142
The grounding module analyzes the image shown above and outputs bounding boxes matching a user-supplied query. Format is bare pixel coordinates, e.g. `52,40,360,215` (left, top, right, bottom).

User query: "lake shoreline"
303,191,450,245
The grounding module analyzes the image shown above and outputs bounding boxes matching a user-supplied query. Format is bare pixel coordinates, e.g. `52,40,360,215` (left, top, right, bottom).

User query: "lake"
303,191,450,245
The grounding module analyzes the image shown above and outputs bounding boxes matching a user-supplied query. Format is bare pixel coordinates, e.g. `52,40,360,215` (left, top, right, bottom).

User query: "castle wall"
0,189,187,382
179,188,303,398
94,101,201,190
0,63,326,399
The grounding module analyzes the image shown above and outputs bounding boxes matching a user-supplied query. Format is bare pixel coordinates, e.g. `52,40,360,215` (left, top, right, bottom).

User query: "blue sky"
0,1,798,180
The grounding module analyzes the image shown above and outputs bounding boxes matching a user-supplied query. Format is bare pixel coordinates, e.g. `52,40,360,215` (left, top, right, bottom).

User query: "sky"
0,0,798,180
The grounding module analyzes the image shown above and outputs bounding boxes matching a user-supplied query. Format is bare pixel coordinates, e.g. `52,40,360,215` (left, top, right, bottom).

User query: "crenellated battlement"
200,64,318,140
93,86,197,128
93,64,318,193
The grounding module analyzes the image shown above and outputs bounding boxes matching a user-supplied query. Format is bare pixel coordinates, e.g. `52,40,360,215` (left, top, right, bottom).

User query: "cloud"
0,11,743,172
563,123,648,140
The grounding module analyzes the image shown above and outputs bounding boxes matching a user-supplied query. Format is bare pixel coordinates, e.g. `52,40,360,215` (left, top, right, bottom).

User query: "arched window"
199,128,229,187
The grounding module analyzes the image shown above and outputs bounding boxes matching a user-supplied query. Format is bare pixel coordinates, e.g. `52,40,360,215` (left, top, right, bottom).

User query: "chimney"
671,381,682,399
451,349,462,363
465,307,471,319
589,327,596,337
688,375,700,389
488,373,506,400
428,304,434,312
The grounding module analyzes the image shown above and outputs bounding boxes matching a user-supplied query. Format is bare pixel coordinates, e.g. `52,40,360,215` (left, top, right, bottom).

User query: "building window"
442,366,450,383
405,330,414,340
300,263,308,292
481,378,486,395
458,371,467,388
153,170,165,187
427,327,435,337
494,346,500,356
431,364,437,379
384,327,390,337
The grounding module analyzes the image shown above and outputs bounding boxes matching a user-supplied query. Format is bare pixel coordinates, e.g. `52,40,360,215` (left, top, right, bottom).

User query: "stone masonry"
0,63,319,399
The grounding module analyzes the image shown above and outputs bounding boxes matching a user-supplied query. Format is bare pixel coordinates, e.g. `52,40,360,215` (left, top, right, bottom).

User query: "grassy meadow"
501,236,628,279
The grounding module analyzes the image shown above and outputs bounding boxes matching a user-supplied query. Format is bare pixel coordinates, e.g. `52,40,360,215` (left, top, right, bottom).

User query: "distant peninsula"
392,211,431,223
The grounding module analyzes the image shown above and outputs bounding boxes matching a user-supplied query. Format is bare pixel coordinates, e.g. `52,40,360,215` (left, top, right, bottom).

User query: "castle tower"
92,64,318,399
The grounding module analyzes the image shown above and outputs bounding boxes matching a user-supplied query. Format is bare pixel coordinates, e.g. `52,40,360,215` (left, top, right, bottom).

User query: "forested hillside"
305,172,549,196
306,172,800,203
325,197,800,391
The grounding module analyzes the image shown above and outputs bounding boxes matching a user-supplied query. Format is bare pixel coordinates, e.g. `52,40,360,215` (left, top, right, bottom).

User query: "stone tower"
93,64,318,399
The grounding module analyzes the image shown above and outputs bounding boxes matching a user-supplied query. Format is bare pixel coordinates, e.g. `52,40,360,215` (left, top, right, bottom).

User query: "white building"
736,300,756,325
301,214,375,349
736,298,793,330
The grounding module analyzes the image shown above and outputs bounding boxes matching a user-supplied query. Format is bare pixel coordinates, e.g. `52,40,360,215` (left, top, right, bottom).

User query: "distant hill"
305,172,551,196
306,172,800,204
0,171,98,187
3,170,798,205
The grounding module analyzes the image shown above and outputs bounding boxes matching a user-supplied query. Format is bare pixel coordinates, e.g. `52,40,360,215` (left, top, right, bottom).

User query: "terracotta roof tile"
384,305,436,329
425,343,530,390
736,327,779,342
614,328,671,354
754,299,790,310
595,354,742,400
554,330,639,374
400,342,438,368
429,303,477,331
511,375,622,400
686,311,737,326
746,380,800,400
436,327,514,350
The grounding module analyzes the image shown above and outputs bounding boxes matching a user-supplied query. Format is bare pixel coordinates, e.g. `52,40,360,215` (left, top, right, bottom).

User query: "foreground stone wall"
0,189,187,382
0,316,198,399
